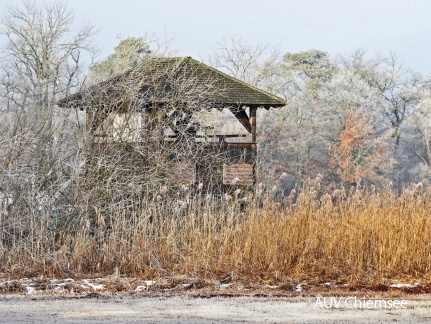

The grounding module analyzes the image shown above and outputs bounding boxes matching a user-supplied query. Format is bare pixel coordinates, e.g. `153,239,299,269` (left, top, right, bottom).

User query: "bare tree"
207,35,288,97
0,1,97,249
1,1,97,105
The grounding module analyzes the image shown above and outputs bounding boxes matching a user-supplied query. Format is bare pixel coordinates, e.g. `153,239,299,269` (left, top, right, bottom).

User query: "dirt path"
0,295,431,323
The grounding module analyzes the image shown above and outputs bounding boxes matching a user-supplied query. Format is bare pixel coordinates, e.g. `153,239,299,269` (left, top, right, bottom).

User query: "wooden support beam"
140,108,151,140
250,106,257,143
229,107,252,133
86,109,109,138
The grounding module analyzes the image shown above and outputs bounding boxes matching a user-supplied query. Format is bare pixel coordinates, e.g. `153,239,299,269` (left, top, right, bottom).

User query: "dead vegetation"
1,179,431,291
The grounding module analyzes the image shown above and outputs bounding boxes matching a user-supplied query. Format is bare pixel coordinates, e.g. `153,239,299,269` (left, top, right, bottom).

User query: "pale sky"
1,0,431,75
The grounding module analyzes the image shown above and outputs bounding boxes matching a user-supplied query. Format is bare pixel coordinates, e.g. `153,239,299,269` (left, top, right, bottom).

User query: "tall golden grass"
1,182,431,284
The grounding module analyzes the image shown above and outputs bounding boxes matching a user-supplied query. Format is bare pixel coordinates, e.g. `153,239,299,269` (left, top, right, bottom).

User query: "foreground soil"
1,276,431,323
1,294,431,323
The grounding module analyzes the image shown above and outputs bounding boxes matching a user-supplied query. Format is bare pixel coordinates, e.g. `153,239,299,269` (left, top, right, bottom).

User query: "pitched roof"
58,57,286,110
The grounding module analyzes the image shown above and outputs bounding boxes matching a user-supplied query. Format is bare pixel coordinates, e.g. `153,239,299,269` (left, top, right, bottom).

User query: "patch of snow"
183,283,191,288
268,285,278,289
295,284,303,292
53,283,66,291
219,284,231,289
324,282,331,286
135,286,146,292
22,284,35,294
82,279,105,290
135,281,155,292
390,283,419,289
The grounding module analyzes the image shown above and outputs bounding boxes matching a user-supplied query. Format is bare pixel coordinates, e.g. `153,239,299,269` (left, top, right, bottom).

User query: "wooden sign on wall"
223,163,254,185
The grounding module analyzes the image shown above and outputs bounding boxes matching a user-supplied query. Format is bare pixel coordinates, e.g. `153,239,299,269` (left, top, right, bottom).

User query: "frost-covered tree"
258,50,336,184
283,49,335,105
337,51,422,148
321,68,395,186
402,88,431,183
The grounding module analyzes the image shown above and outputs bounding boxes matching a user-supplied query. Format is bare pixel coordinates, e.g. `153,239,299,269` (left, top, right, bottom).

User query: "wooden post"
250,106,257,143
140,108,148,141
86,111,94,135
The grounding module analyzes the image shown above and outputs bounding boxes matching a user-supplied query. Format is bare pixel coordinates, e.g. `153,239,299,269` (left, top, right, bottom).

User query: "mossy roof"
58,57,286,110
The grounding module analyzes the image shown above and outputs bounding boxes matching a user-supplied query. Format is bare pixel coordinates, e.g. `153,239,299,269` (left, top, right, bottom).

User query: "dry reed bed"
1,184,431,285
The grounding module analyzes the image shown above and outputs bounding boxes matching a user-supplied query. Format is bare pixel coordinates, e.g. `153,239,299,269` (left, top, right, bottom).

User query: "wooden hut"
58,57,286,192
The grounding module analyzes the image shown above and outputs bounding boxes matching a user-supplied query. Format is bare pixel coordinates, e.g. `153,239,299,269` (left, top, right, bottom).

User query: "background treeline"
209,37,431,192
90,33,431,193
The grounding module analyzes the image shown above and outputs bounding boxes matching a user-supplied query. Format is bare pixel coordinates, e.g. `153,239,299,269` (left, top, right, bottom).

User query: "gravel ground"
1,295,431,323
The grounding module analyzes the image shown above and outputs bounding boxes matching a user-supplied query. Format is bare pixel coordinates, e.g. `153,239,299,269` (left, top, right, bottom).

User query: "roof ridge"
184,57,286,106
145,56,286,106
